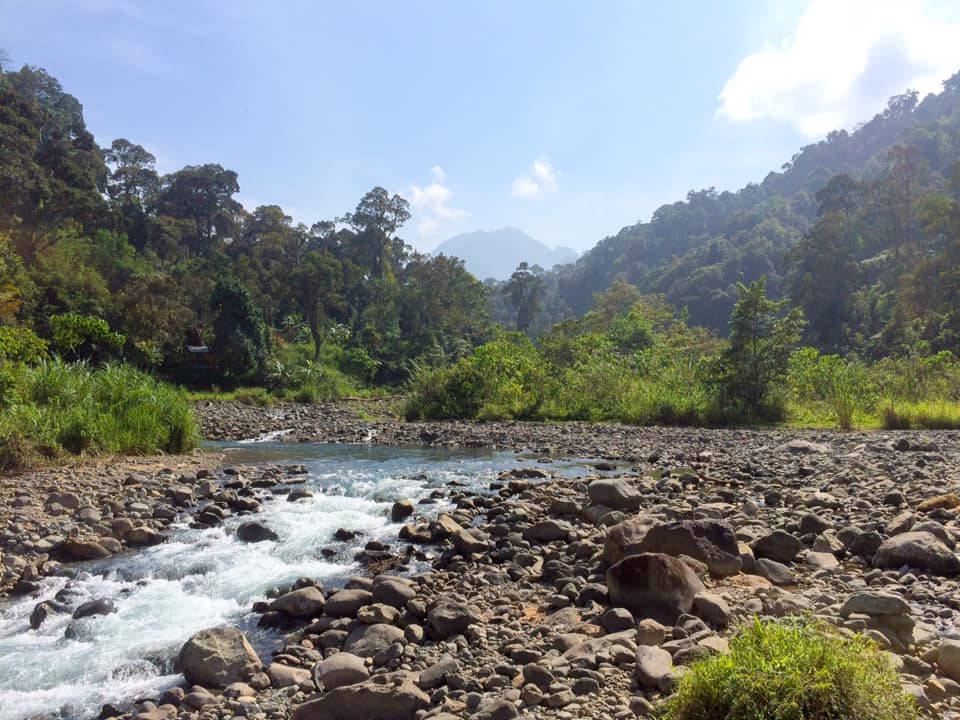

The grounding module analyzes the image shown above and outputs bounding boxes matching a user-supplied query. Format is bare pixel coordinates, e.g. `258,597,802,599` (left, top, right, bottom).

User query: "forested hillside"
540,72,960,357
0,63,489,390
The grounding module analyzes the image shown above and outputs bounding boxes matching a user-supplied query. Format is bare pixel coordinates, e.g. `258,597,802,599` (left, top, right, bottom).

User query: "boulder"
587,478,643,511
840,590,911,618
634,645,677,690
290,671,429,720
451,528,490,555
371,578,416,608
750,530,801,564
325,589,373,618
72,598,117,619
606,552,704,625
637,520,741,577
776,439,830,454
428,598,480,639
236,521,278,543
179,627,262,688
342,623,405,658
391,500,415,522
267,662,312,688
313,651,369,690
874,532,960,576
522,519,574,543
127,526,163,547
604,515,659,564
938,640,960,683
270,587,325,618
60,539,111,561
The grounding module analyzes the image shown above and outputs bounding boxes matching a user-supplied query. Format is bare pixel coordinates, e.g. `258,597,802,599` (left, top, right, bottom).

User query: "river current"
0,442,585,720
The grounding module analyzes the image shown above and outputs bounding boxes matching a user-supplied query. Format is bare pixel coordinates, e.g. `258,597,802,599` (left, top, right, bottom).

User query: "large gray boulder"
290,671,429,720
342,623,405,657
750,530,802,564
637,520,741,577
178,627,262,688
587,478,643,511
604,515,659,564
428,598,480,639
874,531,960,576
325,589,373,618
270,587,325,618
606,553,705,625
313,652,369,690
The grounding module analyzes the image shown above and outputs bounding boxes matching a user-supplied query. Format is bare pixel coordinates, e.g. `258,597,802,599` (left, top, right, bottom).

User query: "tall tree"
505,262,545,333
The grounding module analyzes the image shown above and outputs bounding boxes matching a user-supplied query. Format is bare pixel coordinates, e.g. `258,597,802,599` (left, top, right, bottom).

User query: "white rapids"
0,443,542,720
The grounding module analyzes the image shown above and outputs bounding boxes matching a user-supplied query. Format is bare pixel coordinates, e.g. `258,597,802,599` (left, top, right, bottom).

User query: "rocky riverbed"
4,402,960,719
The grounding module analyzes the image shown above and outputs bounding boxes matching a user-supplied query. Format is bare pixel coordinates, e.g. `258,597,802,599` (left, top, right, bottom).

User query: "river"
0,442,587,720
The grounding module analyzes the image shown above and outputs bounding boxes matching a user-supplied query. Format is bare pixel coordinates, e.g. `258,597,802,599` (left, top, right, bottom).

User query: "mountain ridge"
432,227,577,281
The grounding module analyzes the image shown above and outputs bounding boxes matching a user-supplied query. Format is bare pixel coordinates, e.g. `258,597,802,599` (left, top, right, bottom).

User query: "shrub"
657,618,917,720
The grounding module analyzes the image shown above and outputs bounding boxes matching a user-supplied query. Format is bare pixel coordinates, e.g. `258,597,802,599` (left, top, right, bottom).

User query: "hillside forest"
3,59,960,464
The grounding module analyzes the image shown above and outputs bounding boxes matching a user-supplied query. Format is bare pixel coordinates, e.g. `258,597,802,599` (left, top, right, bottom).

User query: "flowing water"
0,442,590,720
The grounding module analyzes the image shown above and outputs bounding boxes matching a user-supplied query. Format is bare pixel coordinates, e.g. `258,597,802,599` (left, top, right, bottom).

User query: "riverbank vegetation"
658,618,918,720
2,58,960,441
0,360,197,469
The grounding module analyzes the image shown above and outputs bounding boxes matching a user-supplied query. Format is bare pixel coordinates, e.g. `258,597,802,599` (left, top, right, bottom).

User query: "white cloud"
718,0,960,138
406,166,468,237
512,157,559,198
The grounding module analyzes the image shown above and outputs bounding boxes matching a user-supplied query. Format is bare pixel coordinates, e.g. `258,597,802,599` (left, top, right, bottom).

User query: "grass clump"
0,359,199,469
658,618,917,720
881,400,960,430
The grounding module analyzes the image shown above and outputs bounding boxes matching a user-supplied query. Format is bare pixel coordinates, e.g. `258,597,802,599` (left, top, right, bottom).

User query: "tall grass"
0,360,199,469
658,618,917,720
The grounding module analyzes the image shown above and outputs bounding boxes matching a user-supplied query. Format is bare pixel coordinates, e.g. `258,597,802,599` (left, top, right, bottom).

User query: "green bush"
658,618,917,720
50,312,125,361
0,360,198,469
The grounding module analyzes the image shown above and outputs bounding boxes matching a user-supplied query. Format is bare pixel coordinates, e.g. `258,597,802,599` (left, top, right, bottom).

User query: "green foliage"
50,312,125,361
210,276,269,383
0,325,47,363
715,278,805,420
658,618,918,720
0,360,198,469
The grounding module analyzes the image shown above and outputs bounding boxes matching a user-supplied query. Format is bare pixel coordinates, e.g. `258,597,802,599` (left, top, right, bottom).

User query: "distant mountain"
433,228,578,281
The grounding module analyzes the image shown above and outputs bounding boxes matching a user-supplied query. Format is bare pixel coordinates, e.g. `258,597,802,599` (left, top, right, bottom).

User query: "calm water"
0,442,594,720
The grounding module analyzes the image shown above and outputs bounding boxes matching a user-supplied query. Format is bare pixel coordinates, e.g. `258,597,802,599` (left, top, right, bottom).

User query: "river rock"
267,662,312,688
270,586,325,618
637,520,742,577
72,598,117,619
587,478,643,511
391,500,415,522
751,530,801,564
236,521,278,542
371,577,416,608
178,627,262,688
127,526,163,547
840,590,911,617
428,598,480,639
522,519,574,543
30,601,61,629
938,640,960,683
634,645,677,690
874,532,960,576
290,671,429,720
313,651,369,690
606,552,705,625
60,539,111,561
604,515,659,563
325,588,373,618
342,623,404,657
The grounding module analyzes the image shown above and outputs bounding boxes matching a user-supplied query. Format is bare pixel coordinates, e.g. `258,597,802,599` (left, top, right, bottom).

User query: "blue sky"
2,0,960,253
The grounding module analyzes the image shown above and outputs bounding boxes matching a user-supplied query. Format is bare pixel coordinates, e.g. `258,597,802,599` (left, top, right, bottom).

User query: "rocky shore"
5,402,960,719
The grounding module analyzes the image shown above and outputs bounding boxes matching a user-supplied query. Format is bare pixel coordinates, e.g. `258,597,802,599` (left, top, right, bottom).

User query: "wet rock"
270,586,325,618
73,598,117,619
127,526,163,547
178,627,262,688
59,539,112,561
30,601,61,629
236,521,278,543
391,500,414,522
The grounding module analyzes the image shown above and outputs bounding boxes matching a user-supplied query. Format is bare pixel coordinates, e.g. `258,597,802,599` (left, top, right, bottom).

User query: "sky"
2,0,960,254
